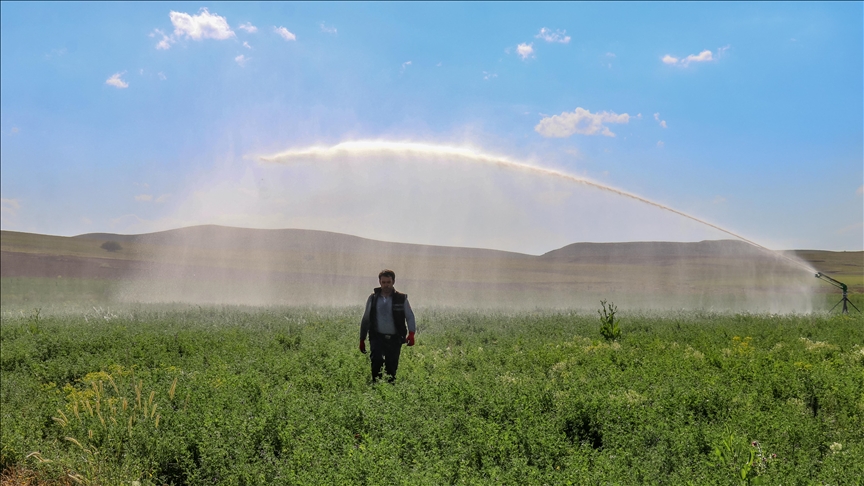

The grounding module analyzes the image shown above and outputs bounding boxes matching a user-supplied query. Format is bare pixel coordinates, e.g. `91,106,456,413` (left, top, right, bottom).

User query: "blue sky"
1,2,862,254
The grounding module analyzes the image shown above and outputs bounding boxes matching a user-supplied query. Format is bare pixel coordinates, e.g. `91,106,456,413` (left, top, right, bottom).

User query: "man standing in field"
360,269,416,383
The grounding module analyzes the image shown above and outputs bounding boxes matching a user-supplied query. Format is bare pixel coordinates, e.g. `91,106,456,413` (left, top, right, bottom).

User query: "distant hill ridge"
73,224,755,259
74,225,527,259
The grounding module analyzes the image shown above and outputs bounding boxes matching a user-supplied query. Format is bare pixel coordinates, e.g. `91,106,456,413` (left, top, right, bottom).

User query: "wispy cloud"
274,26,296,41
151,29,173,50
243,41,252,49
662,47,724,67
105,72,129,89
158,72,167,80
535,107,630,138
483,71,497,80
135,194,153,202
45,47,67,60
836,221,863,236
654,113,667,128
401,61,412,73
320,22,337,34
1,198,20,216
238,22,258,33
155,194,171,203
516,43,534,60
235,54,248,66
535,27,571,44
656,140,664,148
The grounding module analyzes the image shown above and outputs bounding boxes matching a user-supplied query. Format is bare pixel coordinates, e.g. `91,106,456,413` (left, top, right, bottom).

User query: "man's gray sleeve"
405,298,416,333
360,295,372,341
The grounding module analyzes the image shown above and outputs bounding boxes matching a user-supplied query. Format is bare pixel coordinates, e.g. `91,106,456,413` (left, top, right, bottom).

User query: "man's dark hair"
378,269,396,281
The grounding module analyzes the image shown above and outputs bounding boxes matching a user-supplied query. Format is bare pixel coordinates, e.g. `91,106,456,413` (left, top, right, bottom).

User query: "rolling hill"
2,225,861,311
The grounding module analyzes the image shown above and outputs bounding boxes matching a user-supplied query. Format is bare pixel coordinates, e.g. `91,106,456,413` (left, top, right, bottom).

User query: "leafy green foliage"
1,307,862,484
598,300,621,341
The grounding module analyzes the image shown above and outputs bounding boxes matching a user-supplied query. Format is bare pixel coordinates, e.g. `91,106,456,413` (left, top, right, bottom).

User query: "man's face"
379,276,394,294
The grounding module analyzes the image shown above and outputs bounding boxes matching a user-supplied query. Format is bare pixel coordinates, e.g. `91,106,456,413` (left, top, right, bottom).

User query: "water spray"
257,140,816,272
814,273,860,314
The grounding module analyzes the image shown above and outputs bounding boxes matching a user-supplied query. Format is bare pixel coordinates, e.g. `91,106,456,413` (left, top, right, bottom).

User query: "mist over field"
3,225,850,314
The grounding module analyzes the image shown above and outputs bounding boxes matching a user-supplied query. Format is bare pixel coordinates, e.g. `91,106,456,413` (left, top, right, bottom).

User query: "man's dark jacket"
360,288,408,341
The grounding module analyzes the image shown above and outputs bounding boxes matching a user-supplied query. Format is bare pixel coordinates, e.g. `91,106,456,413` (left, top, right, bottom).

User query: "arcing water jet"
257,140,816,274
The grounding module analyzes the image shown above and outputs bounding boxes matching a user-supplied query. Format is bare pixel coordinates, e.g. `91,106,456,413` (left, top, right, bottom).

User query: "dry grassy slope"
2,226,861,291
787,250,864,288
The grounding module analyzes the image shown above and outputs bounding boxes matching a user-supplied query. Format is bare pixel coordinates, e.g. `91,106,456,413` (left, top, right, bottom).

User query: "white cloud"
535,27,571,44
139,68,145,75
238,22,258,33
135,194,153,202
274,26,296,41
151,29,173,50
401,61,412,74
857,185,863,196
155,194,171,203
535,107,630,138
483,71,497,80
683,50,713,64
243,41,252,49
320,22,337,34
171,8,235,40
656,140,664,148
152,9,235,49
105,72,129,89
158,72,167,80
654,113,668,128
662,48,719,67
605,52,616,58
235,54,248,66
516,43,534,60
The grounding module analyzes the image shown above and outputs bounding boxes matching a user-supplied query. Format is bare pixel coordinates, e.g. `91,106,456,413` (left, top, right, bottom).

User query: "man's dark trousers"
369,333,403,382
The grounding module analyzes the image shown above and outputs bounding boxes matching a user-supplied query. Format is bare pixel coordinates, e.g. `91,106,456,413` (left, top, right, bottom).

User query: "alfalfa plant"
598,300,620,342
710,427,770,485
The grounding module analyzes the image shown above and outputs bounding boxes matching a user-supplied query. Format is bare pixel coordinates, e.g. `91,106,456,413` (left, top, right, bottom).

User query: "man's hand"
359,339,367,354
406,331,415,346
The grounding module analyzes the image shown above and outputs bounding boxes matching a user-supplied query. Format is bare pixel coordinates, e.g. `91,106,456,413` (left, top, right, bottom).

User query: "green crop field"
2,304,862,485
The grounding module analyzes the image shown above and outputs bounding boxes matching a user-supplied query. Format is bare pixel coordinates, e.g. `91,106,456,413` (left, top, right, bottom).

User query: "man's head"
378,269,395,295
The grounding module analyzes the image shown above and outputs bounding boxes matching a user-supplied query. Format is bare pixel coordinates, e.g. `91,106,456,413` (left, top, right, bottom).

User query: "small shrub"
100,241,122,253
598,300,621,341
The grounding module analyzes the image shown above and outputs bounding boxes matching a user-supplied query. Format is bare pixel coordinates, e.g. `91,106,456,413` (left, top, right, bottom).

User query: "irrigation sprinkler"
815,272,860,314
